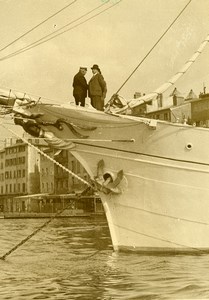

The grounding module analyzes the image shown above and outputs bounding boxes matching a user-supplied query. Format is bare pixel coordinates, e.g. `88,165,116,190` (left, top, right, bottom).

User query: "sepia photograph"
0,0,209,299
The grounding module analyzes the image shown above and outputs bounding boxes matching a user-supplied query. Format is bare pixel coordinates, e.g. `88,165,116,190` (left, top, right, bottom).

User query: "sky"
0,0,209,139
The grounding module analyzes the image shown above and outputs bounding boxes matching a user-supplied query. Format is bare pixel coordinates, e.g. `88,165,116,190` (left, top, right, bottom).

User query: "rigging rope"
0,121,103,261
114,0,192,94
0,185,92,260
0,0,77,53
128,32,209,108
0,122,94,188
0,0,121,62
0,84,66,105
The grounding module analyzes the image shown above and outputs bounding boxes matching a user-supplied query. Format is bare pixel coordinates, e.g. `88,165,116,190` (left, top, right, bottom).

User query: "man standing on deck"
72,67,88,107
88,64,107,111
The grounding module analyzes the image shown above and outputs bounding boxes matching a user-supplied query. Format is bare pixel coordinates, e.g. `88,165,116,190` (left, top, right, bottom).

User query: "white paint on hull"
28,104,209,253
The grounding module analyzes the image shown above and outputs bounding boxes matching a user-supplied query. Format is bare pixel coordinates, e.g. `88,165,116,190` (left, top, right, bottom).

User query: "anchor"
95,159,127,194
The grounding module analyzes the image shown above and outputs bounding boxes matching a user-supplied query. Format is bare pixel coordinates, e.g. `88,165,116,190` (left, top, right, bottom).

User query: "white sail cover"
0,88,36,102
128,33,209,108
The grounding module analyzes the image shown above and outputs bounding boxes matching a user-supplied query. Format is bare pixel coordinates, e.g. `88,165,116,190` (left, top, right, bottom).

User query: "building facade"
0,149,5,212
40,148,55,194
0,139,102,215
1,138,47,212
53,149,90,194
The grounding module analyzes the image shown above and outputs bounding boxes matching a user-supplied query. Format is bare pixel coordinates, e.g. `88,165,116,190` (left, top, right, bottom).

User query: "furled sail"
128,33,209,108
0,88,36,107
0,87,38,116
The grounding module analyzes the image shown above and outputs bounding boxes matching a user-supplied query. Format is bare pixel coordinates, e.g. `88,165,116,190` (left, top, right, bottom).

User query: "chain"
0,122,98,260
0,186,92,260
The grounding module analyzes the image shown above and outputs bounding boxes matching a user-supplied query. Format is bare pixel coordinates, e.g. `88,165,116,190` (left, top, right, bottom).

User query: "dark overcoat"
73,72,88,98
88,73,107,98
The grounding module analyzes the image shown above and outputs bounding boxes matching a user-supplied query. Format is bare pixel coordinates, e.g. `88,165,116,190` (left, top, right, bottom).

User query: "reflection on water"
1,217,209,299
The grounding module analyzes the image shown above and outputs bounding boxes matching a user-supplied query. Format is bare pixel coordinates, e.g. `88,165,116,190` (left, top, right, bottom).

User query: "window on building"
77,162,80,174
22,169,25,177
22,183,25,193
62,150,67,157
164,113,168,120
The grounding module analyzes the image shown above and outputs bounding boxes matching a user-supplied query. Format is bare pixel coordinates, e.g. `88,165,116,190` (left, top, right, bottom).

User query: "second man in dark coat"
88,64,107,111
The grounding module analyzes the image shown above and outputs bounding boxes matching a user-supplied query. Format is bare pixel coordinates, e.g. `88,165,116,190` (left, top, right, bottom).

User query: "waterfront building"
134,87,209,125
190,93,209,126
0,138,103,216
0,149,5,212
2,138,47,212
40,148,55,194
54,149,90,194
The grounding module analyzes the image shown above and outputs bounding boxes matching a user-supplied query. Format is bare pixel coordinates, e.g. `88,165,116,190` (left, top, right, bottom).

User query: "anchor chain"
0,122,98,260
0,186,92,260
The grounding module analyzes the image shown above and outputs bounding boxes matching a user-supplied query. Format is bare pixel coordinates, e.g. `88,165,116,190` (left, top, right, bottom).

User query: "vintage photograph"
0,0,209,299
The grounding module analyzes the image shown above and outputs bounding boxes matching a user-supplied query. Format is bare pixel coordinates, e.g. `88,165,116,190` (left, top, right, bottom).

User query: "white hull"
76,149,209,253
21,104,209,253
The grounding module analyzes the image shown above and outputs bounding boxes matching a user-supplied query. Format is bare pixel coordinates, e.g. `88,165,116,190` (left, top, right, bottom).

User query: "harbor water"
1,217,209,299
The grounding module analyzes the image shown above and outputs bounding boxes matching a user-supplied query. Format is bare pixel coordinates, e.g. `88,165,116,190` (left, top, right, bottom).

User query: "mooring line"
0,187,92,260
0,122,93,188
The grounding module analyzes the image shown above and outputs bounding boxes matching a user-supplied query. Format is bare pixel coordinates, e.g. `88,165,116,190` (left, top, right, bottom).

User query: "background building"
0,138,103,216
2,138,47,212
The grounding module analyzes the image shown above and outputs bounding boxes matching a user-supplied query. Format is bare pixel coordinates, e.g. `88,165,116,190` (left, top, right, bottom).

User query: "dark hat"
80,67,87,71
91,64,100,71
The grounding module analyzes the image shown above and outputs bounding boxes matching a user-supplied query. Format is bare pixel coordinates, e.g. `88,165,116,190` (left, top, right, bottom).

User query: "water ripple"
0,218,209,299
